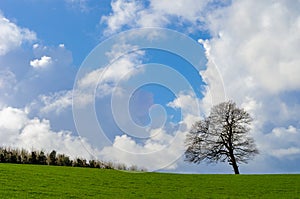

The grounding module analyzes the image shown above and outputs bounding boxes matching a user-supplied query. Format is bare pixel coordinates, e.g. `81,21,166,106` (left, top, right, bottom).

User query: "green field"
0,164,299,198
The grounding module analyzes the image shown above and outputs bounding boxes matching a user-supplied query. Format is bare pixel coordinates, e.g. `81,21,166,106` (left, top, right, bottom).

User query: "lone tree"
185,101,258,174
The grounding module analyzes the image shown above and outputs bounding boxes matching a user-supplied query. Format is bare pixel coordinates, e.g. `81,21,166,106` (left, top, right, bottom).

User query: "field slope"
0,163,299,198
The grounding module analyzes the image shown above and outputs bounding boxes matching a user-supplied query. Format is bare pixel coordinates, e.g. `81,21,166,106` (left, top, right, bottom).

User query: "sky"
0,0,300,173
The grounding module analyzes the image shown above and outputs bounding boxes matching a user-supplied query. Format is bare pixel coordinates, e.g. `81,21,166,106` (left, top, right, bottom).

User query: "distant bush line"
0,147,146,172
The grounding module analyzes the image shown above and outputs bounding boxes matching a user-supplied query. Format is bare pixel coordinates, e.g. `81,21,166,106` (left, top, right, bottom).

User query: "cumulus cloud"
30,56,53,68
0,13,36,55
197,0,300,167
101,0,144,35
167,92,202,131
204,0,300,95
100,129,186,171
199,0,300,116
101,0,229,35
148,0,209,23
0,106,98,159
168,92,199,116
262,126,300,159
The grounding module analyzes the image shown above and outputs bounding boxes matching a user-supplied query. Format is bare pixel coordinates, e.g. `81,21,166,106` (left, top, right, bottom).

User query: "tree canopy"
185,101,259,174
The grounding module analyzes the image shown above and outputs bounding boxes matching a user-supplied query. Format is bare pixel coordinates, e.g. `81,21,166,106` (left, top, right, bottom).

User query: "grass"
0,163,299,198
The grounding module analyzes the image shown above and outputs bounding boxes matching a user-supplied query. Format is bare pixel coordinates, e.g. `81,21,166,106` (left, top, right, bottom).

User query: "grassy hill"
0,163,299,198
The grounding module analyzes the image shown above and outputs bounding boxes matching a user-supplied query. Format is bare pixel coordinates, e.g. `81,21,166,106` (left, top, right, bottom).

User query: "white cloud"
135,9,169,28
262,126,300,159
101,0,143,35
271,148,300,158
74,43,145,107
168,92,199,116
0,41,75,108
32,43,39,49
30,56,53,68
149,0,209,23
204,0,300,95
0,107,28,131
78,44,144,90
167,92,202,130
199,1,300,110
198,0,300,170
0,13,36,55
0,106,98,159
101,0,225,35
38,90,73,114
100,129,186,171
198,0,300,124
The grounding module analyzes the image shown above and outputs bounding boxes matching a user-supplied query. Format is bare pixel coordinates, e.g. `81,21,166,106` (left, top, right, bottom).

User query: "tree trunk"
231,159,240,174
229,149,240,174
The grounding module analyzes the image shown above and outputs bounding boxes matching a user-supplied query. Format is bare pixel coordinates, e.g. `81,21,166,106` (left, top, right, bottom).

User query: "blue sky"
0,0,300,173
0,0,110,65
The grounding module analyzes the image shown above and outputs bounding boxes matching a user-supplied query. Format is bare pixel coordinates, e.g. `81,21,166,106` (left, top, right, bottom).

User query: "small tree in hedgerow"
185,101,259,174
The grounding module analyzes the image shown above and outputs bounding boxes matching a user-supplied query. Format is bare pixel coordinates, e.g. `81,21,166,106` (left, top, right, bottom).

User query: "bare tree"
185,101,258,174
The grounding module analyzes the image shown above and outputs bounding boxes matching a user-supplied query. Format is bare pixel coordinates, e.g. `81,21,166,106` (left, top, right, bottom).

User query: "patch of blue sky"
144,49,206,99
0,0,111,66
